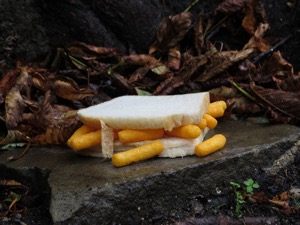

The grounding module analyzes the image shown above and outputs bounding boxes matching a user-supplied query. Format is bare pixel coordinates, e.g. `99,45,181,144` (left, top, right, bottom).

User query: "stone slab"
0,120,300,224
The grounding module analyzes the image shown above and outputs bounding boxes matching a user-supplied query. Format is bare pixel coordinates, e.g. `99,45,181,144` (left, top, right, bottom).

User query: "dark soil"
0,166,53,225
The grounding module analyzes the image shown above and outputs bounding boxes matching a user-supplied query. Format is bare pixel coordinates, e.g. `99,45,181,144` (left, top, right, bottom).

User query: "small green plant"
229,179,260,218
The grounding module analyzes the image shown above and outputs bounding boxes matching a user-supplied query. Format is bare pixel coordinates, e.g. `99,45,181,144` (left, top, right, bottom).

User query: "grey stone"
0,120,300,224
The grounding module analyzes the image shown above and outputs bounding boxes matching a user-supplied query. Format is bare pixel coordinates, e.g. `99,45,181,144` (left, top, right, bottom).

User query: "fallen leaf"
195,48,254,82
67,41,122,60
149,12,193,53
52,76,96,101
0,68,19,104
250,83,300,123
167,46,181,70
215,0,251,14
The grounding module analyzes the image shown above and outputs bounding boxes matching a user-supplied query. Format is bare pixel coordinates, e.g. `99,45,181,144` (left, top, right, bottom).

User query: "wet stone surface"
0,120,300,224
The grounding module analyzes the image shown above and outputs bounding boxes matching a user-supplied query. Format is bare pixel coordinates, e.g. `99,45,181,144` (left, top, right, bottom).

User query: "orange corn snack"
197,118,207,129
67,125,97,146
206,101,227,118
112,140,164,167
195,134,226,157
167,125,201,139
68,130,102,151
118,129,164,144
203,114,218,129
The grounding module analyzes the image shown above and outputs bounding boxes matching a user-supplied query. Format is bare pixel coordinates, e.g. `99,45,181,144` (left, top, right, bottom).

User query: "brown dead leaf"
227,96,261,115
129,66,150,83
250,83,300,122
67,41,122,60
243,23,270,52
0,117,25,145
278,75,300,92
5,68,31,129
109,73,134,94
119,54,162,67
31,71,51,92
149,12,193,54
269,199,289,208
179,55,208,81
52,76,96,101
242,3,256,34
194,12,205,56
195,48,254,82
0,68,19,104
242,0,267,34
168,46,181,70
215,0,251,14
153,75,184,95
0,179,23,187
29,91,80,144
254,51,294,85
270,51,294,77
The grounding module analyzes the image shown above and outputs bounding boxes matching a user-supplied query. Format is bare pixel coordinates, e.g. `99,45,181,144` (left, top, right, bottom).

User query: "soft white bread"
76,92,210,158
77,92,210,131
77,128,210,158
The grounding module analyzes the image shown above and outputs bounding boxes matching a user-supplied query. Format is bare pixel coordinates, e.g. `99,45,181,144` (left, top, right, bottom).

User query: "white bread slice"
76,128,210,158
77,92,210,131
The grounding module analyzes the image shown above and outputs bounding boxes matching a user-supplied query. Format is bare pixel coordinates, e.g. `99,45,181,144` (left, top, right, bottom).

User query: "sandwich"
67,92,226,166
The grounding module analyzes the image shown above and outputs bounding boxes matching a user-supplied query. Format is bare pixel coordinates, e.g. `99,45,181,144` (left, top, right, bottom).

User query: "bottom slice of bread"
76,128,209,158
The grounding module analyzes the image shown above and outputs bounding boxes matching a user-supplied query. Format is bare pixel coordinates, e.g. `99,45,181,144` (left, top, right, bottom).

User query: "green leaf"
63,51,87,70
230,181,241,188
246,186,253,193
1,142,27,150
244,179,254,186
10,191,22,201
151,65,167,75
252,183,260,189
135,88,152,96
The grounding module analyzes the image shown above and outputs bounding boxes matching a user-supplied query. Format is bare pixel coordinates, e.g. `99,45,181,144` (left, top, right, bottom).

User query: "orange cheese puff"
68,130,102,151
67,125,97,146
118,129,164,144
167,125,201,139
210,101,227,110
207,101,227,118
195,134,226,157
197,118,207,129
203,114,218,129
207,105,224,118
112,140,164,167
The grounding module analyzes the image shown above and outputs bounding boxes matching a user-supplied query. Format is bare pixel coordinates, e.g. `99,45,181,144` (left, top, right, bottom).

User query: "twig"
7,142,31,161
184,0,200,12
251,35,292,64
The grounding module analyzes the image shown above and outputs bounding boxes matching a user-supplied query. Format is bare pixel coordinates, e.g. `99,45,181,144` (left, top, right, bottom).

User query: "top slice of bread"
77,92,210,131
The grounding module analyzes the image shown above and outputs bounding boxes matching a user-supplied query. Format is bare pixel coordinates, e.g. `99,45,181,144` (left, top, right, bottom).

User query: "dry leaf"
0,68,19,104
67,41,122,60
250,83,300,123
195,48,254,82
52,76,96,101
168,46,181,70
243,23,270,52
215,0,251,14
149,12,193,53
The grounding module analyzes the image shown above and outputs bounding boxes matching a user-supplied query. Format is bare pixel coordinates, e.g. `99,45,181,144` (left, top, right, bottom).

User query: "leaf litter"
0,0,299,150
